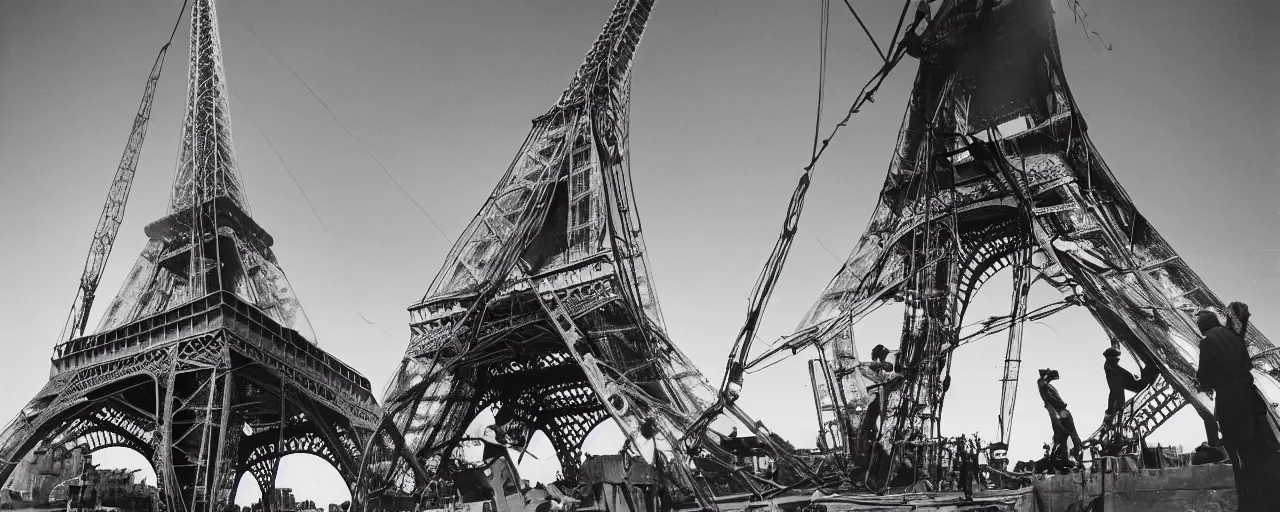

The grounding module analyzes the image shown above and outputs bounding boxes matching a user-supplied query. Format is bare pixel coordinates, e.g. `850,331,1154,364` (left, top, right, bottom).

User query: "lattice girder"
51,403,157,457
541,409,611,475
364,276,733,504
4,2,380,511
63,426,151,457
482,355,617,477
416,108,582,304
382,275,631,462
0,356,168,488
168,0,246,214
361,1,782,507
398,319,620,479
93,0,316,342
2,294,382,512
556,0,651,110
240,428,342,480
796,0,1280,474
247,459,280,512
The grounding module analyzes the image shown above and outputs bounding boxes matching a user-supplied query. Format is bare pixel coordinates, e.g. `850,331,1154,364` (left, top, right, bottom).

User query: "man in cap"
1037,368,1083,468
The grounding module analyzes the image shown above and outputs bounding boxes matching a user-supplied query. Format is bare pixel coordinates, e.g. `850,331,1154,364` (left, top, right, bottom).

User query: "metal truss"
2,295,381,512
357,1,789,509
168,0,246,215
789,0,1280,487
236,418,354,511
1,2,379,511
51,404,157,458
92,0,317,342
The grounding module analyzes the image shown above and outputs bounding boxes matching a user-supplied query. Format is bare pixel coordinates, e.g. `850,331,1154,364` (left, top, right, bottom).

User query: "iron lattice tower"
0,2,381,511
355,1,793,507
797,0,1280,488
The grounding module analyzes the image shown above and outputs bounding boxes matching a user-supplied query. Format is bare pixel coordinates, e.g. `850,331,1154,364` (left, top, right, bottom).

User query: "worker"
1103,346,1158,433
1225,302,1280,505
941,470,958,491
869,344,896,373
987,442,1009,471
1037,368,1083,468
861,394,881,439
1225,301,1252,338
1194,307,1280,511
956,435,973,501
871,344,890,363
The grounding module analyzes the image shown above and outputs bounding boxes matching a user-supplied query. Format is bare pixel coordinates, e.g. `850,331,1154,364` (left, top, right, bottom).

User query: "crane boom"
57,43,174,343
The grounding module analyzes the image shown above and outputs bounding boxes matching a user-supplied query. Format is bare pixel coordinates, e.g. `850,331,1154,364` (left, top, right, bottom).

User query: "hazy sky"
1,0,1275,507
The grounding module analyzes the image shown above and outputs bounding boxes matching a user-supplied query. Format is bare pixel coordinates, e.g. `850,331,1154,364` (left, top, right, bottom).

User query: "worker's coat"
1196,324,1280,510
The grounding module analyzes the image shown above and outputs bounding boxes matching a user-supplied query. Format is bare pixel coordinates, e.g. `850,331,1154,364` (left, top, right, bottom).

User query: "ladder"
1087,376,1186,445
519,270,652,454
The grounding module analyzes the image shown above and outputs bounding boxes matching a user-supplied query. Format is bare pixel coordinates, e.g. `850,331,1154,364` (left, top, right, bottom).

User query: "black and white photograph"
0,1,1275,511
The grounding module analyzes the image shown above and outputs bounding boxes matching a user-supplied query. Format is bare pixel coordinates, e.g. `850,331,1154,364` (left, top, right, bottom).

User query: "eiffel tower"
792,0,1280,484
355,0,810,507
0,1,380,510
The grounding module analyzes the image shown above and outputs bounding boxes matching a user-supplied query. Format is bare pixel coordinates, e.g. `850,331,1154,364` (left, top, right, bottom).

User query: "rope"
227,91,400,346
885,0,914,56
814,237,842,262
230,91,329,233
168,0,191,45
1064,0,1113,51
689,4,914,469
743,354,790,376
720,8,909,393
841,0,886,62
226,1,453,245
812,0,830,159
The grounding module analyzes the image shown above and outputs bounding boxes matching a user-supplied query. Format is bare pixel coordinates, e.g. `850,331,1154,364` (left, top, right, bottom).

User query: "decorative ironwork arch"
238,425,348,489
56,425,153,460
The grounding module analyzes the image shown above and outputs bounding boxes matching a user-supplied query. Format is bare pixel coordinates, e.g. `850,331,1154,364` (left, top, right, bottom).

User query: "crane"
56,2,189,343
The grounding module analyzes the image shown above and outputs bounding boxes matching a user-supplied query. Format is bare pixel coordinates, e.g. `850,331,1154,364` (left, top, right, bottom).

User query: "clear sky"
0,0,1275,507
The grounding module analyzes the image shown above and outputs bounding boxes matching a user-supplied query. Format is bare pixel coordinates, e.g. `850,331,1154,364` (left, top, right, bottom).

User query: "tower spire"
169,0,247,214
91,0,315,341
555,0,651,109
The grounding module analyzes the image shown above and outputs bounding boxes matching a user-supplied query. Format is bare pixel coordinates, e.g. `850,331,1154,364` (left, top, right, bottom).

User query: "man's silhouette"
1103,346,1158,434
1037,369,1083,468
1195,307,1280,511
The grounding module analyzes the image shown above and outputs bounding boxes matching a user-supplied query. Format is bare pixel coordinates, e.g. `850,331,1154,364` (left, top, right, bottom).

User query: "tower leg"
152,337,239,512
879,232,960,489
227,471,242,507
250,460,279,512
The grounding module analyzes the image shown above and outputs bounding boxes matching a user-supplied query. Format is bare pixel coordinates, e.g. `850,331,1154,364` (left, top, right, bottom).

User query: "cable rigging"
684,0,915,446
842,0,886,63
228,93,401,346
229,91,330,234
222,2,466,343
1064,0,1113,51
226,0,454,245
